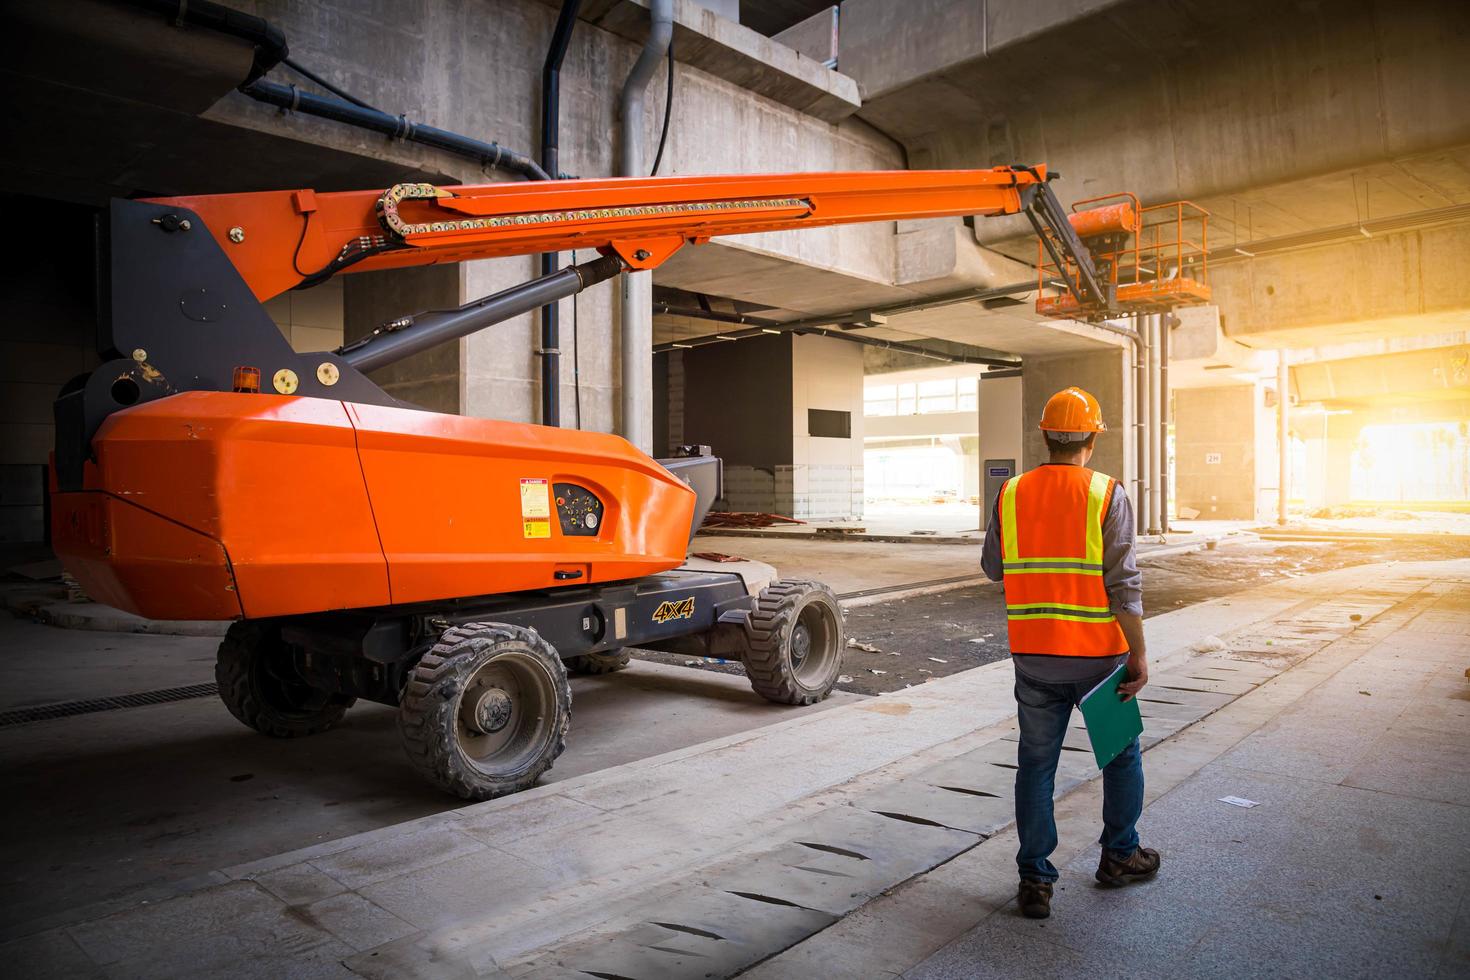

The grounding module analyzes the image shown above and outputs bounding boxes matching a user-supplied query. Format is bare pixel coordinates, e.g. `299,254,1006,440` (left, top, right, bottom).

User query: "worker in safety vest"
981,385,1158,920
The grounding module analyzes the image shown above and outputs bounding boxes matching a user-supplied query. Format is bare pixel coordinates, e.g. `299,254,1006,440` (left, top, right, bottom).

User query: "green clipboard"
1078,663,1144,769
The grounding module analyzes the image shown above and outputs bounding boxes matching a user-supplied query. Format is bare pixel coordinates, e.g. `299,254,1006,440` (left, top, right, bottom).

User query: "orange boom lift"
51,166,1136,798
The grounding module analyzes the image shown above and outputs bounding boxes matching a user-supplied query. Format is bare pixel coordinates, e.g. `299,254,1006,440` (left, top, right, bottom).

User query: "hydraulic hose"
539,0,583,428
241,78,550,181
124,0,549,181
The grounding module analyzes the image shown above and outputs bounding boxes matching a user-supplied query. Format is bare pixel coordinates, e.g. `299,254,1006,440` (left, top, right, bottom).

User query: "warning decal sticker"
520,479,552,538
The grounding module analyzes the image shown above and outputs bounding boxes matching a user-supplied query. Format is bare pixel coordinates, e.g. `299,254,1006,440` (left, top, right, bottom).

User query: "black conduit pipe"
538,0,583,428
126,0,287,82
125,0,549,182
241,78,550,181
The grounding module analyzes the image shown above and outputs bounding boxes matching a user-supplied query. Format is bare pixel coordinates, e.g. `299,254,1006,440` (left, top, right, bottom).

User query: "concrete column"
978,372,1022,529
678,333,864,519
1022,347,1131,478
791,334,865,520
1320,414,1360,507
681,334,795,515
619,271,653,452
1173,384,1260,520
1277,352,1290,524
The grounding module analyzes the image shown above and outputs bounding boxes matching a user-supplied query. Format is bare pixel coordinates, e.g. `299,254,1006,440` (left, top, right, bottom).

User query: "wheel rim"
455,652,558,777
790,598,839,686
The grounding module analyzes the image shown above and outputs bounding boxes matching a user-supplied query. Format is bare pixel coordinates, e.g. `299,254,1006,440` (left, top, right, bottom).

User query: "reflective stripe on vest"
998,466,1128,657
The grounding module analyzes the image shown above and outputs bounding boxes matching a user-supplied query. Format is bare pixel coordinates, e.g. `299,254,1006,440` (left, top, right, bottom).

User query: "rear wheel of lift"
398,623,570,800
215,620,355,737
742,579,845,705
565,648,632,675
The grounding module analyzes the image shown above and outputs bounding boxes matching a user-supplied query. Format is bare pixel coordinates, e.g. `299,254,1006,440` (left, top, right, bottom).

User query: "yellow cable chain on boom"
376,182,812,242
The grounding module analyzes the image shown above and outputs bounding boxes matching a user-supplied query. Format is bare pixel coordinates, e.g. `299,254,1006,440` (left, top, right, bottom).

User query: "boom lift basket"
1036,193,1211,320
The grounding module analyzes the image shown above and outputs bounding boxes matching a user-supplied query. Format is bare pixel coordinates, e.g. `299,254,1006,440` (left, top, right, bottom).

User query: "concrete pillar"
1173,384,1260,520
1277,352,1290,524
620,271,653,452
958,435,981,501
791,334,865,520
978,372,1022,529
677,333,864,519
1021,347,1131,478
1320,414,1361,507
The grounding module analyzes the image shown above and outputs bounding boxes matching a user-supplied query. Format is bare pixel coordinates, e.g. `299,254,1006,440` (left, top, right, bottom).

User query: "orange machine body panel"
50,392,694,621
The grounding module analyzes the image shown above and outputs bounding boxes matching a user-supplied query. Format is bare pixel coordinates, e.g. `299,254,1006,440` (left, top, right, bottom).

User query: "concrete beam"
1291,345,1470,408
1210,220,1470,348
548,0,861,121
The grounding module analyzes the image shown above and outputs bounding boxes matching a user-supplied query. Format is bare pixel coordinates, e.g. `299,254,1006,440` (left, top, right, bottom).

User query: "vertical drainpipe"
1134,314,1149,534
1147,313,1163,535
1159,313,1171,532
1278,351,1290,525
617,0,673,453
539,0,582,429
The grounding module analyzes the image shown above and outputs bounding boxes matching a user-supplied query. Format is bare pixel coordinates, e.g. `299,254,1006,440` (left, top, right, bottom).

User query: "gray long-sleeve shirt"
981,464,1142,683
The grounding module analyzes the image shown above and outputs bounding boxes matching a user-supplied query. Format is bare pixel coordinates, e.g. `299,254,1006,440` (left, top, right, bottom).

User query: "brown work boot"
1095,846,1161,887
1017,879,1053,919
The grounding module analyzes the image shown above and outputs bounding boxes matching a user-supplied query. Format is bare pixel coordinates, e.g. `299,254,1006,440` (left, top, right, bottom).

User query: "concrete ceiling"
851,304,1122,357
652,235,1128,360
738,0,834,36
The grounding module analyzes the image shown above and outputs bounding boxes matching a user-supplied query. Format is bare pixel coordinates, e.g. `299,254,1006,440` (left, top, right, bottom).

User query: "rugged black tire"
215,620,354,737
565,648,632,675
742,579,846,705
398,623,570,800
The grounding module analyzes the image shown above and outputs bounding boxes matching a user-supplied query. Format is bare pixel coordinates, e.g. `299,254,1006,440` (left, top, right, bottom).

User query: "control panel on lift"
554,483,604,536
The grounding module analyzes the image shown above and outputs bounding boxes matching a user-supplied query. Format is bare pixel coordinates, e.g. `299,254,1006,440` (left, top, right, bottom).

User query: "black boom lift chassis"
278,569,756,707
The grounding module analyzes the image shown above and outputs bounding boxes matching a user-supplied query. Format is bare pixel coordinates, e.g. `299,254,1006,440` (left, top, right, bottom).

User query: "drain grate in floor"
0,683,219,728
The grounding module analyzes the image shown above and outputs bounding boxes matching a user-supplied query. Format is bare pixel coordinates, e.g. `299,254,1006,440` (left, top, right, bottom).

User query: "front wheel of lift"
216,620,355,738
742,580,846,706
565,648,632,675
398,623,570,800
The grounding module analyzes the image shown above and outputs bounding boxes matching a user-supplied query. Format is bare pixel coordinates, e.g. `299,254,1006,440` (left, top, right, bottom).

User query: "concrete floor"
754,565,1470,980
8,558,1461,978
0,615,857,929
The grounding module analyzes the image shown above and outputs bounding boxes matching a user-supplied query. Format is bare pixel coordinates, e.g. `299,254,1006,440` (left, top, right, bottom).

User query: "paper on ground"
1218,796,1260,808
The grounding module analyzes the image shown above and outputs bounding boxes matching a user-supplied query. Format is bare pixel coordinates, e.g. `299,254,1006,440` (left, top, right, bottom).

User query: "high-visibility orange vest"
997,465,1128,657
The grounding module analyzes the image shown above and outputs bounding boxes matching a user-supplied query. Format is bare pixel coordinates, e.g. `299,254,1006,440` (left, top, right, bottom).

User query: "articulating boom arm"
57,166,1106,489
147,166,1102,303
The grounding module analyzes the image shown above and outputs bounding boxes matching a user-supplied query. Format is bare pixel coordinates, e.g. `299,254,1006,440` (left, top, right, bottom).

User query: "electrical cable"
281,57,379,111
649,37,675,177
571,249,582,429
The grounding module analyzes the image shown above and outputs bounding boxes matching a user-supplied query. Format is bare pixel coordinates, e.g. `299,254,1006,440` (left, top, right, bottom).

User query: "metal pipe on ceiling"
1134,313,1149,534
1159,312,1172,532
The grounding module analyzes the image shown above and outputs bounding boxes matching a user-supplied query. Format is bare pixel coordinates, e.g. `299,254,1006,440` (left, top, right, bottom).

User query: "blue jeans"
1014,668,1143,882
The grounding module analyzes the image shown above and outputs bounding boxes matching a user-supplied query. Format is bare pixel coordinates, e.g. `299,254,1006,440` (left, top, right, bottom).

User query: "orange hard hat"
1040,386,1107,434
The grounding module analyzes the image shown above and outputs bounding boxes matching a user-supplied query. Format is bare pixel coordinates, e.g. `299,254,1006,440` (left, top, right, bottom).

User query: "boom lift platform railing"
1034,192,1211,321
